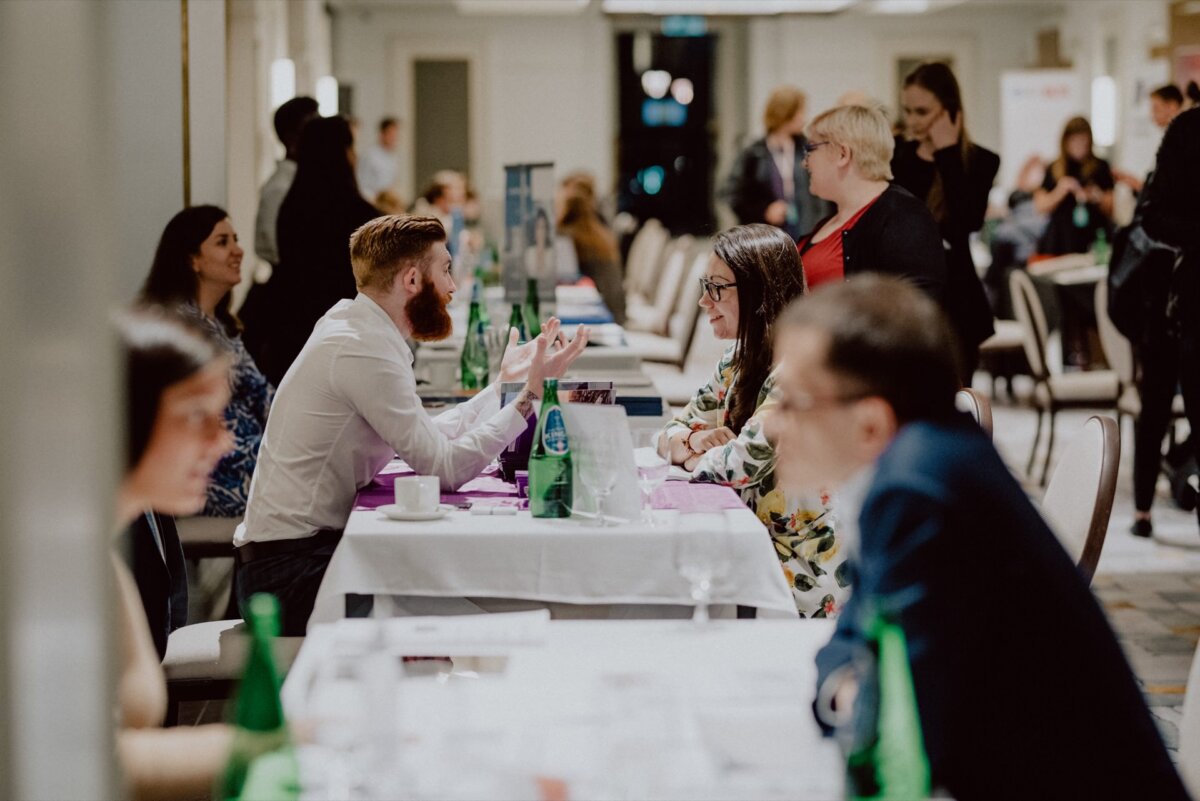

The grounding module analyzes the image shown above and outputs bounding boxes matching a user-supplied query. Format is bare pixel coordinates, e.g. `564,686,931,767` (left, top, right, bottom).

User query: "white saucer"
377,504,451,522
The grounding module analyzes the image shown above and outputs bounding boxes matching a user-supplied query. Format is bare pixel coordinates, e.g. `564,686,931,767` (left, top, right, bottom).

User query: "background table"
308,467,798,626
283,618,843,801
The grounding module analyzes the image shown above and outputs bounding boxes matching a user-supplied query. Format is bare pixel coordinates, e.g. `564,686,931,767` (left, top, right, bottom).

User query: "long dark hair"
713,224,807,433
904,61,972,223
140,205,239,336
116,306,222,471
288,115,361,205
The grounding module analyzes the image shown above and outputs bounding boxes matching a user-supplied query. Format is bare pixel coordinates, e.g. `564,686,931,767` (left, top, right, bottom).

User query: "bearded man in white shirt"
234,215,588,634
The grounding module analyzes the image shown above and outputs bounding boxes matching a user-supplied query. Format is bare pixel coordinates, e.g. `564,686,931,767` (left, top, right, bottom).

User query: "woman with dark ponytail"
656,224,847,618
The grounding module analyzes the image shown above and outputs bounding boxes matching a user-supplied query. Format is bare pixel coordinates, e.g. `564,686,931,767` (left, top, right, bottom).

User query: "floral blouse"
185,305,273,518
661,345,850,618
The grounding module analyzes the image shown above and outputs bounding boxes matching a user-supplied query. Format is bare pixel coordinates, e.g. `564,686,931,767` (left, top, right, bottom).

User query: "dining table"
281,614,843,801
307,460,799,628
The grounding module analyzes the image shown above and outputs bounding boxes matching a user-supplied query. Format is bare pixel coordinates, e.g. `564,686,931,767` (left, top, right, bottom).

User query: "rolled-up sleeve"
333,351,528,490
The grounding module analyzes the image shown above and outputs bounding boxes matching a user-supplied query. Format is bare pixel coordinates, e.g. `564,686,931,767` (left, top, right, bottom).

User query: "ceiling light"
603,0,855,15
670,77,695,105
270,59,295,109
317,76,339,116
641,69,672,99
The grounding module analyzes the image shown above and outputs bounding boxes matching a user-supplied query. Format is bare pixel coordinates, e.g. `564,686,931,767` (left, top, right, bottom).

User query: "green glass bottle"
529,378,572,518
845,613,931,801
217,594,299,801
522,277,542,339
461,320,489,390
471,267,491,328
1092,227,1109,266
461,300,485,390
508,302,528,343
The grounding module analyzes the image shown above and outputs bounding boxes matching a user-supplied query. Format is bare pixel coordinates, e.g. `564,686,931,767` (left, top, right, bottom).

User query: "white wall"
746,4,1062,158
188,0,228,208
333,3,615,226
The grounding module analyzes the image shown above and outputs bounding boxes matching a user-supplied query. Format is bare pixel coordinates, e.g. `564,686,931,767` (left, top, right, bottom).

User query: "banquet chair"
955,387,993,439
162,619,304,725
1180,640,1200,798
1039,415,1119,586
623,218,670,306
624,235,694,335
176,514,239,560
977,318,1027,398
1010,269,1119,485
177,515,240,620
626,244,711,370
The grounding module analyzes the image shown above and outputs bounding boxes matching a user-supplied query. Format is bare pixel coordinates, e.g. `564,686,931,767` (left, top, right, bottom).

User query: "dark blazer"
816,416,1187,801
723,135,830,242
118,512,188,661
803,183,947,303
892,140,999,348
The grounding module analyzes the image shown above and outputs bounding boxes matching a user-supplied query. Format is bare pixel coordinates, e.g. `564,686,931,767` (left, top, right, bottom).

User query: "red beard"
405,278,453,342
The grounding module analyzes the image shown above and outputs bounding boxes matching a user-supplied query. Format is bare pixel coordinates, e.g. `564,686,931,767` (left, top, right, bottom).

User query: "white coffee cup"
427,359,458,391
394,476,440,513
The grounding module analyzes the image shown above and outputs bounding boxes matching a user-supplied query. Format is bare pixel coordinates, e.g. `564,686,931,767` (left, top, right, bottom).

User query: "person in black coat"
798,104,946,302
1141,106,1200,536
249,115,381,385
892,62,999,380
118,511,188,661
766,275,1188,801
722,85,830,243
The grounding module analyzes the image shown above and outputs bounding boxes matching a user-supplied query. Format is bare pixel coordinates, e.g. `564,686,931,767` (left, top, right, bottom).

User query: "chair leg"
1027,407,1044,478
1041,408,1057,487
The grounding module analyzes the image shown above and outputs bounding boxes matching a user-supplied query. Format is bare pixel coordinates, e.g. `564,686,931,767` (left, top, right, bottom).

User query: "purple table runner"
355,465,745,513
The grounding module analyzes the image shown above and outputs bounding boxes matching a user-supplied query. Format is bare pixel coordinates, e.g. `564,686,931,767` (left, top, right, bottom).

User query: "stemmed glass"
579,438,620,527
304,650,370,800
633,430,669,526
673,512,732,626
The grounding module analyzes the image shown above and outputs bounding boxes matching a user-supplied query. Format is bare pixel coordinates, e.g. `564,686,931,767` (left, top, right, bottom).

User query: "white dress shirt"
254,159,297,266
235,293,530,545
356,143,398,200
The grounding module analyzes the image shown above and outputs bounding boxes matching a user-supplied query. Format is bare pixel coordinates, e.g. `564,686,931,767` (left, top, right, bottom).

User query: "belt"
234,529,343,564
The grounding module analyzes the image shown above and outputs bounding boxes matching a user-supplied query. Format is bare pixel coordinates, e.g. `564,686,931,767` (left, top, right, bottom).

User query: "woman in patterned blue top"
140,206,273,516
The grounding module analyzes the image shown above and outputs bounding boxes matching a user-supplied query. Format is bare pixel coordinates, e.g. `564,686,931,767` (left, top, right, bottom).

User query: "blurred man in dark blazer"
766,275,1187,801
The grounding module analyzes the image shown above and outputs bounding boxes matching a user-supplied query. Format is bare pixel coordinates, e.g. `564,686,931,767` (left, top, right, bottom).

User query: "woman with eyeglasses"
892,62,999,380
113,307,237,800
657,224,847,618
797,104,946,305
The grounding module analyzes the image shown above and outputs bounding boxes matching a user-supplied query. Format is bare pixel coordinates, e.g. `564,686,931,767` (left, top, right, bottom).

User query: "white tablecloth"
309,506,798,627
283,617,843,801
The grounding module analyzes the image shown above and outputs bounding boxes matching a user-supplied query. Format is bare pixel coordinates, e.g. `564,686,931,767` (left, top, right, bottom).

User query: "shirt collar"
355,293,413,362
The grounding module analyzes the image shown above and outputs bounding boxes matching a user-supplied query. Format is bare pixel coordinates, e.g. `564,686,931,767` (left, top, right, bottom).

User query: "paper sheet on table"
382,609,550,647
560,403,641,521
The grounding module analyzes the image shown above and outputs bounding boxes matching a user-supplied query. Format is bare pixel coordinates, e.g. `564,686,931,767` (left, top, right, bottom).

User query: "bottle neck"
542,380,559,405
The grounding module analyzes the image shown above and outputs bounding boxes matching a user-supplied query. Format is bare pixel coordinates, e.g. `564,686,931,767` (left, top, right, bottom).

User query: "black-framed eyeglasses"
802,140,832,158
772,386,871,416
699,276,737,302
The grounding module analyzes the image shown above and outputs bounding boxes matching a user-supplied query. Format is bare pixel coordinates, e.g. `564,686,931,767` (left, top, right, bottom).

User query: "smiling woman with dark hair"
657,223,847,618
140,205,272,518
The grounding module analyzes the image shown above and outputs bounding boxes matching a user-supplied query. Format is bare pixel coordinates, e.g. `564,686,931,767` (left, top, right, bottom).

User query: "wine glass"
633,430,669,526
579,438,620,527
673,512,732,626
304,650,371,799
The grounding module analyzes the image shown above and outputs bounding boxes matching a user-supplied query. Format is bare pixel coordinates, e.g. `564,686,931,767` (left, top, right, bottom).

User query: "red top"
798,196,880,289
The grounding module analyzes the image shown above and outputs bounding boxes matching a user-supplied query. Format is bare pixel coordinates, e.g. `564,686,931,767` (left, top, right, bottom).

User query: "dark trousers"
1133,328,1180,512
1134,319,1200,522
234,538,371,636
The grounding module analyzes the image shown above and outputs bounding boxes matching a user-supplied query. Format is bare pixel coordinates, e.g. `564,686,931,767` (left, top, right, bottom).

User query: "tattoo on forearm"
513,388,539,418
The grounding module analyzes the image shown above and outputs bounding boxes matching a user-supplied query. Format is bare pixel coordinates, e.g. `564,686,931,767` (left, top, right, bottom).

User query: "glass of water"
579,438,620,527
633,430,669,526
673,512,732,626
